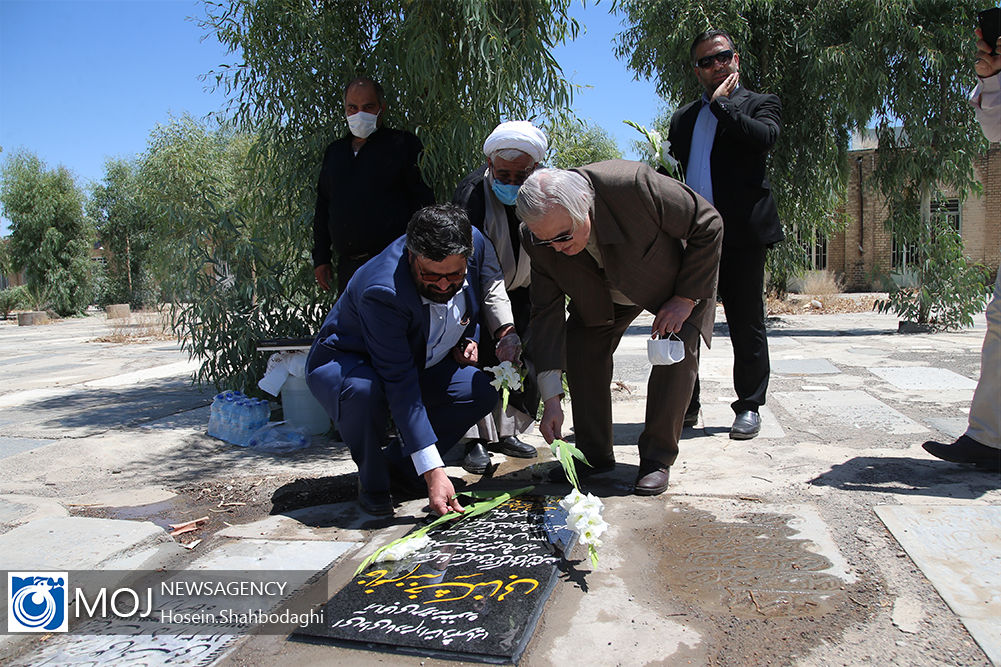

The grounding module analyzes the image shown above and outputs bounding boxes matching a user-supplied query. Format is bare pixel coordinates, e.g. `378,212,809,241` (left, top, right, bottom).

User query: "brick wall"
832,143,1000,290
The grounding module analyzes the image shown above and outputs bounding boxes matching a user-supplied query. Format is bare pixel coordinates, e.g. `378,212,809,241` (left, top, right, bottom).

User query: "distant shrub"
0,285,30,319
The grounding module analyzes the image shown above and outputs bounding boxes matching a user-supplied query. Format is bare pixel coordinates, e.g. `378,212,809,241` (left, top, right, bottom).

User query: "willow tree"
88,158,157,308
181,0,578,390
616,0,989,303
546,118,623,169
0,151,94,315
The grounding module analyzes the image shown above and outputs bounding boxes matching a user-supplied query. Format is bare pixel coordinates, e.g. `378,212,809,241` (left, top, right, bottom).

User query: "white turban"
482,121,548,163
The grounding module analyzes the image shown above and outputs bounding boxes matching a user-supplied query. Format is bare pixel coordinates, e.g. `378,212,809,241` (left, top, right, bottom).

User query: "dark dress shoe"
634,459,671,496
494,435,538,459
923,435,1001,472
389,469,427,500
547,460,616,484
357,482,393,516
462,440,491,474
730,410,761,440
683,408,699,427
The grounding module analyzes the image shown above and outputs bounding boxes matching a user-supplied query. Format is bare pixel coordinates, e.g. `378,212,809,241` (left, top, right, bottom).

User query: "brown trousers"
566,304,700,469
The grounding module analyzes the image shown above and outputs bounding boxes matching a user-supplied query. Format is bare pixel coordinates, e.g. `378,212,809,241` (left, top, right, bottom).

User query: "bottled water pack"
207,391,270,446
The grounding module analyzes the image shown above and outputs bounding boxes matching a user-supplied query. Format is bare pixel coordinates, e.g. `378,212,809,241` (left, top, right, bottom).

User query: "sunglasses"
416,263,466,283
532,229,574,246
695,49,734,69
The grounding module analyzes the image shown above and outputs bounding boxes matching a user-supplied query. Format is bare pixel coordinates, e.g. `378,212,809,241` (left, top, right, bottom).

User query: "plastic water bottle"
208,392,225,438
222,394,238,443
253,398,270,431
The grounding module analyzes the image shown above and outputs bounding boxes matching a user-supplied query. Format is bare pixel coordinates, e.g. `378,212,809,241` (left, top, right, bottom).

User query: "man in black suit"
668,29,784,439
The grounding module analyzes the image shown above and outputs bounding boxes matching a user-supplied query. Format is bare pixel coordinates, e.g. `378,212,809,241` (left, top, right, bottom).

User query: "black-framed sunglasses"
416,263,466,283
532,229,574,246
695,49,734,69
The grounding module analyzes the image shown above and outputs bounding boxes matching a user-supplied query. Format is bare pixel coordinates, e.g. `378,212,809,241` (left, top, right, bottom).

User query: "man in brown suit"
516,161,722,495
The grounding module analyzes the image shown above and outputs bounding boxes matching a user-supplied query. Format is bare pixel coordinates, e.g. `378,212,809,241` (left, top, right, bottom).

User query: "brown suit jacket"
523,160,723,375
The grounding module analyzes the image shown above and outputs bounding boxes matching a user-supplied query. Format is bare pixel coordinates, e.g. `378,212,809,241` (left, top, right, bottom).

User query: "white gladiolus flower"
375,534,431,563
485,360,523,391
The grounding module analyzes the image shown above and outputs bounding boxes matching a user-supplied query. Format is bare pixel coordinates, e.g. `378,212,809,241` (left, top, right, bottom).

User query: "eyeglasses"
695,49,734,69
416,262,466,284
532,229,574,246
491,166,536,186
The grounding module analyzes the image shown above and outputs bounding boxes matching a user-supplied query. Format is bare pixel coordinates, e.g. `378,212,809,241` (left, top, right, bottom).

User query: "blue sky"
0,0,666,232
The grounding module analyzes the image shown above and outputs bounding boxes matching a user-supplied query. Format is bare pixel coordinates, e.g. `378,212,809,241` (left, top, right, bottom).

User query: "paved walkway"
0,306,998,666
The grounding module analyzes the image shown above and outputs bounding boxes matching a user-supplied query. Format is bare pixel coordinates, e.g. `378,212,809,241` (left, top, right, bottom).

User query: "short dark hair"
343,77,385,105
405,204,473,262
690,29,736,62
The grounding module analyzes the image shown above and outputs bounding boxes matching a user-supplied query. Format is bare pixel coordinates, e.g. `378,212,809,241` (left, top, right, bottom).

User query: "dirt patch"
637,502,879,665
768,294,880,315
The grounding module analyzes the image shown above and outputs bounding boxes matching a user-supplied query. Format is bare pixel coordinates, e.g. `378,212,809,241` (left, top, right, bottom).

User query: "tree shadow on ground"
809,455,1001,499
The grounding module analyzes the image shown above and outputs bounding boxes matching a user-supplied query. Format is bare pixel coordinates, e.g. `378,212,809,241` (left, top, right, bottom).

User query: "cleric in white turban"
449,120,548,473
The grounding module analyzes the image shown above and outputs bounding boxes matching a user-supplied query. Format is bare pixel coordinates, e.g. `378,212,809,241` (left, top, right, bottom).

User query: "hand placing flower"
485,360,524,412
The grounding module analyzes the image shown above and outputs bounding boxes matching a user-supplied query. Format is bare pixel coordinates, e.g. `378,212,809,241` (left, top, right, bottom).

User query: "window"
931,198,960,232
893,198,961,270
796,228,828,271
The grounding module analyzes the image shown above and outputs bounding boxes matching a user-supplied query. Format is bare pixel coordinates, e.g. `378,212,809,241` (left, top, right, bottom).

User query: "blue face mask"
491,180,520,206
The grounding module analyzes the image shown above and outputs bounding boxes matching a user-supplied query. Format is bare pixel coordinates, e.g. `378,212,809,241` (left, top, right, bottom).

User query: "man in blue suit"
306,204,521,516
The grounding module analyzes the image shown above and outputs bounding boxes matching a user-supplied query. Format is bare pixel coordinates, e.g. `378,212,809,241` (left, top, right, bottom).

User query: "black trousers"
690,243,770,415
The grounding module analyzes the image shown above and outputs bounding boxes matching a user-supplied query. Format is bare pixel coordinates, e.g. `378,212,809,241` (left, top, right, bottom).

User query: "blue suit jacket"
307,230,491,456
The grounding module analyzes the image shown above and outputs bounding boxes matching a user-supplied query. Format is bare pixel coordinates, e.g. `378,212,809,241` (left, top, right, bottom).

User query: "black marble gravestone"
294,494,575,663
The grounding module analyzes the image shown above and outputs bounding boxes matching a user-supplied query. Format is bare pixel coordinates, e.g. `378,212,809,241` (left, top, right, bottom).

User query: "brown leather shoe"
634,460,671,496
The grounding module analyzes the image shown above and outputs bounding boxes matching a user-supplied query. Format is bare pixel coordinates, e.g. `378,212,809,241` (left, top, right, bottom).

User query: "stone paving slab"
926,417,969,441
771,358,841,376
772,390,927,437
0,516,172,570
875,505,1001,665
0,436,55,460
869,367,978,391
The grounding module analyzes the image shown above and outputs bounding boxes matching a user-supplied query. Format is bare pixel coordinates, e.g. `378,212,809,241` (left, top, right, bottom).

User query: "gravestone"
295,494,575,663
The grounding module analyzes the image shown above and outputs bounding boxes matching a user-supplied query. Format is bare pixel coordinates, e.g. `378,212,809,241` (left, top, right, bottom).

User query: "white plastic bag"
246,421,311,454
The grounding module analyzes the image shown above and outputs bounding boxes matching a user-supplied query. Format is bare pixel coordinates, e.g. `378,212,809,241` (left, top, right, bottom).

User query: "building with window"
824,134,999,291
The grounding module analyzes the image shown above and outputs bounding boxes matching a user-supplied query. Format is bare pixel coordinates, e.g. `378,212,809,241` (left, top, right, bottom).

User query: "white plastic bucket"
280,374,331,435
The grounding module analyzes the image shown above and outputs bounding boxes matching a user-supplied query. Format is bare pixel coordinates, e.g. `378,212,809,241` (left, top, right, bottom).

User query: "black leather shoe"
547,460,616,484
357,482,393,516
730,410,761,440
494,435,538,459
389,469,427,500
923,435,1001,472
462,440,491,474
634,459,671,496
683,408,699,428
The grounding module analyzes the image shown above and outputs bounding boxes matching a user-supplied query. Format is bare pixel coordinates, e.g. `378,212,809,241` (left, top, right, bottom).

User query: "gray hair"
489,148,533,162
516,168,594,229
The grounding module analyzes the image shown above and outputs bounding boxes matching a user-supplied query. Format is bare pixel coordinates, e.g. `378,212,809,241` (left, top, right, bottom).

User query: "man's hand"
712,72,739,102
452,339,478,366
495,331,522,364
423,467,464,516
539,396,564,444
314,264,334,291
652,296,696,336
975,27,1001,78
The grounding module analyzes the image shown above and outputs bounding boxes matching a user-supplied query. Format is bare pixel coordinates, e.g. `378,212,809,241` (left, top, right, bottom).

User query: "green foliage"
874,216,990,330
0,151,94,316
545,117,623,169
615,1,987,296
172,1,580,390
136,114,327,391
0,285,29,319
88,158,158,308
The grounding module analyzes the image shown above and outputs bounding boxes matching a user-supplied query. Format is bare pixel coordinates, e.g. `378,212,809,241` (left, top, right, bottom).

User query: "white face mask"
346,110,379,139
647,332,685,365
